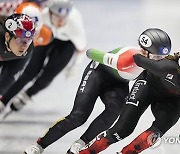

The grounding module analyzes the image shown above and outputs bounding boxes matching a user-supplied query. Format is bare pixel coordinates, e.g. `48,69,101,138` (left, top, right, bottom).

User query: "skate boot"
24,143,44,154
10,91,31,111
67,139,86,154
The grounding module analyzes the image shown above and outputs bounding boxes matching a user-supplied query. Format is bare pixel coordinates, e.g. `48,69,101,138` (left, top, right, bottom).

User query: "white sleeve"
68,8,87,51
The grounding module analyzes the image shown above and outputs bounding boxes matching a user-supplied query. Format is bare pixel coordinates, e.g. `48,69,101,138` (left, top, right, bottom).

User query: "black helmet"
138,28,171,55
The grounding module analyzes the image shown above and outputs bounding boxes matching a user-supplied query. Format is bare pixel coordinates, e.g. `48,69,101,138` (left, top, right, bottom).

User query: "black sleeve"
133,54,176,77
0,58,30,95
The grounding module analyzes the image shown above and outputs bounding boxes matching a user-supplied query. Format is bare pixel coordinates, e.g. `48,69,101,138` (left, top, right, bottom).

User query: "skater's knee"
68,112,89,127
99,111,119,127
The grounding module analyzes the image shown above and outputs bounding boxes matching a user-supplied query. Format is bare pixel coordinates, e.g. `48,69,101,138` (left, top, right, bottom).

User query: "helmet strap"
147,52,150,58
5,33,13,52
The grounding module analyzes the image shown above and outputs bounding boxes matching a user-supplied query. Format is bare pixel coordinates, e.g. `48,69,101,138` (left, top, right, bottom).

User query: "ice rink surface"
0,0,180,153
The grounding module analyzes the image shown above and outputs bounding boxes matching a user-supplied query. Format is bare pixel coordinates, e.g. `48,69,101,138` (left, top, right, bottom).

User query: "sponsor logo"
166,73,173,80
121,65,134,70
163,48,169,54
79,70,92,92
25,31,32,37
126,80,146,106
126,100,139,107
113,133,122,141
162,47,169,54
129,80,146,100
90,61,99,69
165,73,175,86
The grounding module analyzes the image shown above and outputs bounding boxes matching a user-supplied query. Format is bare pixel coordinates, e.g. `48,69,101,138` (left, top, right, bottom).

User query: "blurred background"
0,0,180,153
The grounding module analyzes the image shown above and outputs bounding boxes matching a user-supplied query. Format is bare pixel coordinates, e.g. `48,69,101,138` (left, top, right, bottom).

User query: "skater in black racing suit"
79,29,180,154
119,52,180,154
0,14,35,111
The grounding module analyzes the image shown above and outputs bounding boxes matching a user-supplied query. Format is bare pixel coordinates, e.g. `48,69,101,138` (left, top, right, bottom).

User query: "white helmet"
48,0,73,16
15,2,43,33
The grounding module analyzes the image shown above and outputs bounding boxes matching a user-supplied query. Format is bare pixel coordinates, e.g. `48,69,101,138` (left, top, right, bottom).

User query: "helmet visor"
15,37,33,45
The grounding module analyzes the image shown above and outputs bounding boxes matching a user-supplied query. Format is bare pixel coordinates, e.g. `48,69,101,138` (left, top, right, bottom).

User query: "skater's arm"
133,54,177,77
86,48,142,71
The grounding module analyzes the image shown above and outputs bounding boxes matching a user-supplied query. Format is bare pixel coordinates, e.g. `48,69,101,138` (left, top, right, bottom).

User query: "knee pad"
48,114,86,137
